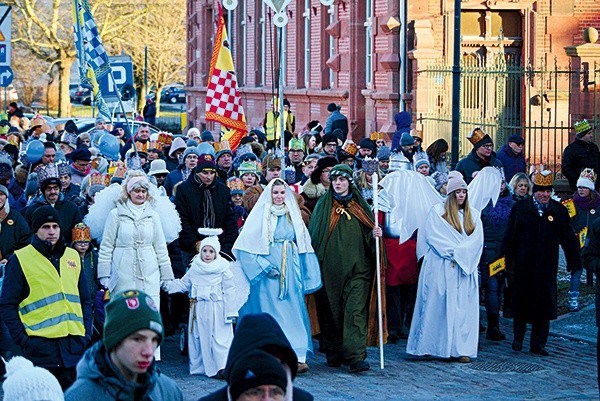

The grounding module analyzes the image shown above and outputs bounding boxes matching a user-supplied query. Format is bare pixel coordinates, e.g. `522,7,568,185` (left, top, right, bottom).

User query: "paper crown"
362,157,380,174
467,127,489,146
289,138,305,151
238,160,261,176
220,139,231,150
342,140,358,156
156,132,172,150
31,116,45,128
227,177,245,194
111,166,128,180
37,163,59,183
580,167,597,183
370,131,384,141
574,120,592,135
235,144,253,158
88,172,110,187
531,165,553,188
56,162,71,177
72,223,91,243
60,131,78,148
135,141,149,153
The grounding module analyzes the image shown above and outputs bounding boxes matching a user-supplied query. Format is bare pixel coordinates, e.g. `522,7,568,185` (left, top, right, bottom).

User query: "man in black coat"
198,313,313,401
581,217,600,395
562,119,600,191
503,168,581,356
174,154,238,265
456,127,504,184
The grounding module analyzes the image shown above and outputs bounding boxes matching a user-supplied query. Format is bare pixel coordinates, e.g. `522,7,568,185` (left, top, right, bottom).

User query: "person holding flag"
205,4,248,152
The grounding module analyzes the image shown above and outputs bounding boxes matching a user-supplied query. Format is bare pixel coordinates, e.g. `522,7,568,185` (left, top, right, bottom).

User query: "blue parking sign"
98,56,133,101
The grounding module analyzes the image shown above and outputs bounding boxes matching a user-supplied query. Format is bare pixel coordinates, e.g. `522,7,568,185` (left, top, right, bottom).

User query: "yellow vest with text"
15,245,85,338
264,110,293,141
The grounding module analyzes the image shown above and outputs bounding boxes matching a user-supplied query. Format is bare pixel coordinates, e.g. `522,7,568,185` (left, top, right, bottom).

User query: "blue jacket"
0,236,92,369
391,111,412,151
496,144,526,182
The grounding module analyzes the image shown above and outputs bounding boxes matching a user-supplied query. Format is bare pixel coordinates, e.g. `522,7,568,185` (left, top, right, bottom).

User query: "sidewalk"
160,306,599,401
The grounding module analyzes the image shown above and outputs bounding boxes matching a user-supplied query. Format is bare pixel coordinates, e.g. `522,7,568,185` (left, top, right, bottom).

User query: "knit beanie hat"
31,205,60,233
183,146,202,160
200,235,221,255
193,154,217,172
446,171,468,194
358,138,376,153
400,132,415,146
329,163,355,185
201,130,214,142
0,162,12,182
103,290,163,351
414,158,430,169
327,103,338,112
377,146,391,161
2,356,64,401
0,184,8,197
229,350,288,401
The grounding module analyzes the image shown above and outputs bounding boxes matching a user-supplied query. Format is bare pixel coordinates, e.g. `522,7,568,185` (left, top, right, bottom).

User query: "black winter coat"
503,198,581,322
455,150,504,184
24,196,82,244
479,193,515,275
562,139,600,191
0,236,92,369
0,208,30,261
581,219,600,326
174,174,238,256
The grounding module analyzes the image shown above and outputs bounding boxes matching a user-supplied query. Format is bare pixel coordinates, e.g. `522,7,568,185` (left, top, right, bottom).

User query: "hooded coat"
64,341,183,401
197,313,313,401
391,111,412,151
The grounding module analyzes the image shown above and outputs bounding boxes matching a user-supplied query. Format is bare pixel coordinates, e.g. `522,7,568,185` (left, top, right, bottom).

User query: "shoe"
388,333,399,344
486,328,506,341
457,356,471,363
512,340,523,351
530,347,549,356
568,291,580,312
297,363,309,374
212,369,225,380
349,360,370,373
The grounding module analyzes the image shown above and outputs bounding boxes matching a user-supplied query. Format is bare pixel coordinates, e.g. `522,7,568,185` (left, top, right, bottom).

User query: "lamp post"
451,0,462,168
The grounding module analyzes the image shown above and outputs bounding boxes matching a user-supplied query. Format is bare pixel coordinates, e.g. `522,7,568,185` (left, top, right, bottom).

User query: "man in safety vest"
263,98,295,149
0,205,92,390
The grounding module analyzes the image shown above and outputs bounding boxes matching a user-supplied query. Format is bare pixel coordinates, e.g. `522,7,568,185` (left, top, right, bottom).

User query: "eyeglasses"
481,144,493,149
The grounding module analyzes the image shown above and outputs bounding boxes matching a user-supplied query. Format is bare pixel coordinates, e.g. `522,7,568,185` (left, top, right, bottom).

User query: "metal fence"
416,54,600,177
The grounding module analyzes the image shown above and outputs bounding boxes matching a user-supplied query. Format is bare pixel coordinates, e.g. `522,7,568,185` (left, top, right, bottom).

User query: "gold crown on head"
532,166,553,187
72,223,91,243
342,140,358,156
88,172,110,187
111,166,128,180
467,127,488,146
580,167,597,183
227,177,245,192
370,131,384,141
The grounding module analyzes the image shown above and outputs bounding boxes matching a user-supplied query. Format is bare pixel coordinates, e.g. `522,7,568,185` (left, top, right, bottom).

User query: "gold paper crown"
72,223,91,243
580,167,597,183
342,140,358,156
135,141,149,153
31,116,45,128
220,139,231,150
467,127,488,146
112,166,128,180
574,120,592,135
370,131,384,141
532,168,554,188
88,172,110,187
227,177,245,193
156,132,172,150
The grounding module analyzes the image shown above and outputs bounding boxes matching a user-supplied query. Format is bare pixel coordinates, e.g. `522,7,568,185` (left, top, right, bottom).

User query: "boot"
568,291,580,312
486,313,506,341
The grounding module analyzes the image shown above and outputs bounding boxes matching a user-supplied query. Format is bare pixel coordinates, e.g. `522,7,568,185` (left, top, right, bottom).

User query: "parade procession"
0,0,599,400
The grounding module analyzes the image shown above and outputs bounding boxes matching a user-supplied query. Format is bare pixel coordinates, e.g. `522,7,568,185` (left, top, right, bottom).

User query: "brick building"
186,0,600,152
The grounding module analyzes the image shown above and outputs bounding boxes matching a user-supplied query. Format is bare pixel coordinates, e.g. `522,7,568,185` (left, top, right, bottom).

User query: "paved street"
159,306,599,401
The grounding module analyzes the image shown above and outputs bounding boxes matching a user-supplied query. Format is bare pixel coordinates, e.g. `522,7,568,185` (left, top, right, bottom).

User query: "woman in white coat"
97,171,174,309
406,171,484,362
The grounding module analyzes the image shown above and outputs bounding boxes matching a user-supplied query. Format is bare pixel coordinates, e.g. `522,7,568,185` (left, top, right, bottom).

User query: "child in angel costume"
379,167,501,362
165,229,249,377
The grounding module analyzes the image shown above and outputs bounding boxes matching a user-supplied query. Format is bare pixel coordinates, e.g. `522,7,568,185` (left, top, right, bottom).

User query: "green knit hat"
103,290,163,351
329,163,355,185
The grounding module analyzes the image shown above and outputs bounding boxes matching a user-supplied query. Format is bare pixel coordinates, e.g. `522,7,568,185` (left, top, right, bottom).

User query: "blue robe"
237,215,322,361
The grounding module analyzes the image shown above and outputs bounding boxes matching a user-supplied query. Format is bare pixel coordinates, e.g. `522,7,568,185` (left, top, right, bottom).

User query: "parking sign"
98,55,134,102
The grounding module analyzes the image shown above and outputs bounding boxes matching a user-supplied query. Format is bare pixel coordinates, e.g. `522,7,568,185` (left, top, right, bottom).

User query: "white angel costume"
232,180,322,363
379,168,501,359
168,232,247,376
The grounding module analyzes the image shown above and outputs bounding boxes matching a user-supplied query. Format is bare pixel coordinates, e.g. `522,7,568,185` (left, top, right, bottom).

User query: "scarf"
125,199,146,220
573,192,600,211
194,175,216,228
181,167,191,182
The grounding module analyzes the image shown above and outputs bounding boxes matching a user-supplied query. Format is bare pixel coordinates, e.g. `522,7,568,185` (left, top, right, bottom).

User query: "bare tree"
7,0,145,116
11,46,51,107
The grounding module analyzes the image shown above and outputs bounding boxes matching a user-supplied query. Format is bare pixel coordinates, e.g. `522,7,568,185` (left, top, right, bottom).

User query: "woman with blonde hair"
97,171,175,309
509,172,533,201
406,170,484,363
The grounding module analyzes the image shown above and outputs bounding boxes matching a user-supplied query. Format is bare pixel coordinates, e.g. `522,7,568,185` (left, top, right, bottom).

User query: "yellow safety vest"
264,110,293,141
16,245,85,338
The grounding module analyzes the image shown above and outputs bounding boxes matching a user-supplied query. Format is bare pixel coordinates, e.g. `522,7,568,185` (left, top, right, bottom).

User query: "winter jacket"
97,202,174,299
562,139,600,191
197,313,313,401
496,144,526,182
455,150,504,184
0,236,92,368
390,111,412,151
479,192,515,270
7,178,26,212
62,183,82,202
503,197,581,322
174,174,238,256
324,110,348,138
65,341,183,401
164,168,186,197
581,219,600,326
24,195,82,244
0,208,30,261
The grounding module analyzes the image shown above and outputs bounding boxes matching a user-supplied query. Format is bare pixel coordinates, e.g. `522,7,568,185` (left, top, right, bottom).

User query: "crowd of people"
0,100,598,400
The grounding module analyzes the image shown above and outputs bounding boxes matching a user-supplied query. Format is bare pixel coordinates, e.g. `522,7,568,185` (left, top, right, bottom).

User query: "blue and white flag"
72,0,111,121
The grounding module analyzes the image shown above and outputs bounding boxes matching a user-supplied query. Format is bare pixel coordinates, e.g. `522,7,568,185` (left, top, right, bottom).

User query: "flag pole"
278,27,285,167
372,171,385,369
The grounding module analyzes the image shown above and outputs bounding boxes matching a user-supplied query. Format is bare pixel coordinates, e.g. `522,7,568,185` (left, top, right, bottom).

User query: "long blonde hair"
442,191,475,235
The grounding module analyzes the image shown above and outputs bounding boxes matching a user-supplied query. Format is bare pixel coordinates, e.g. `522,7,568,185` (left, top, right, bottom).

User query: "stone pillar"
565,27,600,137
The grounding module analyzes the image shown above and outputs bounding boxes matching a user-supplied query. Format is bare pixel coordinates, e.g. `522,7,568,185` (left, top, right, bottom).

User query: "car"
79,119,160,140
69,83,79,102
162,87,186,104
73,86,91,105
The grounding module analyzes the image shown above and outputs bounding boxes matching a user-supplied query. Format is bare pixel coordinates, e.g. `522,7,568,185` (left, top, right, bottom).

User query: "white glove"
161,280,173,292
99,277,110,289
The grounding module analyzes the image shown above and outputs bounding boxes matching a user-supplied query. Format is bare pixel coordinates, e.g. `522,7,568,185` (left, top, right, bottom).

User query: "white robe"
169,256,237,377
406,203,483,358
